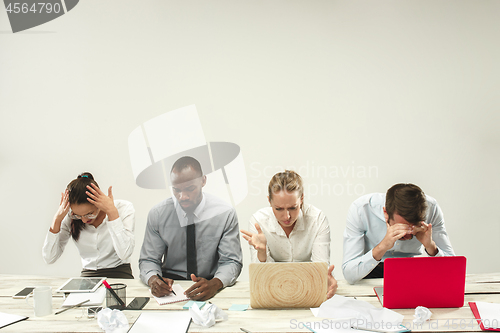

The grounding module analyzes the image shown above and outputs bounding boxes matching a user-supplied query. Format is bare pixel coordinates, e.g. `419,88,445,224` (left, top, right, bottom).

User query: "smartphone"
125,297,150,310
13,287,35,299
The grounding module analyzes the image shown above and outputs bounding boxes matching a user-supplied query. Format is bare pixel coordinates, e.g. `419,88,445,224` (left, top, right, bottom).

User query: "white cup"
26,286,52,316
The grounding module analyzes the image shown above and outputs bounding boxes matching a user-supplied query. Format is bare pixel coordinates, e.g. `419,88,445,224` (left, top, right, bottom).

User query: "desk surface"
1,273,499,332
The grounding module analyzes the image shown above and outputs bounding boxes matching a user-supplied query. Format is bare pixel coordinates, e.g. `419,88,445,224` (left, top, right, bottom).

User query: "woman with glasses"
42,172,135,279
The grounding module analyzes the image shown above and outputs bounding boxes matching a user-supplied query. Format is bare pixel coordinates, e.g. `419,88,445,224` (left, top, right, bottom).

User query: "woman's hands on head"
56,190,70,219
86,183,119,221
50,190,70,233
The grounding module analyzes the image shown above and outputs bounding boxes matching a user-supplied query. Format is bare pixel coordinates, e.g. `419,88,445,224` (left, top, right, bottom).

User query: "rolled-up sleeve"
342,203,379,285
214,209,243,287
139,208,166,286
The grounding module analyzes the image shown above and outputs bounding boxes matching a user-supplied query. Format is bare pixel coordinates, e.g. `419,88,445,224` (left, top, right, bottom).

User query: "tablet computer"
56,277,106,293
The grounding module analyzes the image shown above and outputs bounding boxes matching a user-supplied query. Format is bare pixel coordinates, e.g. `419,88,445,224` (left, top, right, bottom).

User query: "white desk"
1,273,499,332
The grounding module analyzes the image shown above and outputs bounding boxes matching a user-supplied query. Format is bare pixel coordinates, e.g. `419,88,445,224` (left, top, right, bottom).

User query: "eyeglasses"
68,210,99,220
76,306,101,320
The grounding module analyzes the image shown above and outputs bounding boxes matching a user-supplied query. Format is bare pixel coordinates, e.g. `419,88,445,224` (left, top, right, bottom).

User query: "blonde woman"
241,170,337,298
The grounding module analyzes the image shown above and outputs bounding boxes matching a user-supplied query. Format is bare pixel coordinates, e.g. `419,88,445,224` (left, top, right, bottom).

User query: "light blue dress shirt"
342,193,455,285
139,192,243,288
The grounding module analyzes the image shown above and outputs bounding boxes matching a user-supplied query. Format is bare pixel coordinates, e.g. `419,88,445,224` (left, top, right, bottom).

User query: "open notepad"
151,284,189,305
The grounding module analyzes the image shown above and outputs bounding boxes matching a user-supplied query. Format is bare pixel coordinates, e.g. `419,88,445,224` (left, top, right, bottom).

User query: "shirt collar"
192,194,206,219
173,193,206,225
295,208,305,231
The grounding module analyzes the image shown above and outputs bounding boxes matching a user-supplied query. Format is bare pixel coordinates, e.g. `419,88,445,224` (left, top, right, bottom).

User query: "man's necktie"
186,213,197,279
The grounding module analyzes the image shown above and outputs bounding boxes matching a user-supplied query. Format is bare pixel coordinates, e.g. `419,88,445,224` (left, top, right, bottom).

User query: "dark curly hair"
66,172,99,241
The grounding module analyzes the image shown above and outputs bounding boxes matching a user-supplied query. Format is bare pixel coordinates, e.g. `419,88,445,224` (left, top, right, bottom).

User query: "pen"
102,280,125,307
156,273,176,295
240,328,253,333
55,299,90,315
351,324,410,333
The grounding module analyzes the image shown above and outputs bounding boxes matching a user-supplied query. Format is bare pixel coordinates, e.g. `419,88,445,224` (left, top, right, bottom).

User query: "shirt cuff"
144,270,161,287
367,248,381,263
46,229,60,240
344,249,381,285
425,246,442,257
214,273,235,288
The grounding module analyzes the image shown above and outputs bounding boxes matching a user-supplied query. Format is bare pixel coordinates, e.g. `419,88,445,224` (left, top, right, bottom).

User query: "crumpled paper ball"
413,306,432,324
97,308,129,333
189,303,228,328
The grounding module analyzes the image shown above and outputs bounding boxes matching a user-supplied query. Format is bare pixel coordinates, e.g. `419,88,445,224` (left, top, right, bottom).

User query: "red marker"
103,280,125,307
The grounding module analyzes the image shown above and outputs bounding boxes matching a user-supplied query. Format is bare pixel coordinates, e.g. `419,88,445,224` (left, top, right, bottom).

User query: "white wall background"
1,0,499,282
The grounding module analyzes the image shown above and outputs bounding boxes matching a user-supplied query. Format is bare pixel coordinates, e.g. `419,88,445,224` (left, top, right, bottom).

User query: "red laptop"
374,256,467,309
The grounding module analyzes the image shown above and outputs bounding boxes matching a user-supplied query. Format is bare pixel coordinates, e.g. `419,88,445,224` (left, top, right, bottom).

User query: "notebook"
150,284,189,305
249,262,328,309
374,256,467,309
469,301,500,331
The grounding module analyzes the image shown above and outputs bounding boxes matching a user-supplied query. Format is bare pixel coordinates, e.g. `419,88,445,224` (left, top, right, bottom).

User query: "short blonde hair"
268,170,304,200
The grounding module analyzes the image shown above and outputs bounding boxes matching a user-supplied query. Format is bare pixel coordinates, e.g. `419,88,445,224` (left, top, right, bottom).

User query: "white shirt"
42,200,135,270
342,193,455,284
248,203,330,263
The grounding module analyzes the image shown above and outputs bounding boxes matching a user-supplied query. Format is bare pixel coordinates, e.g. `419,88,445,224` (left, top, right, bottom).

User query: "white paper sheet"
128,311,191,333
310,295,406,332
0,312,28,329
475,301,500,329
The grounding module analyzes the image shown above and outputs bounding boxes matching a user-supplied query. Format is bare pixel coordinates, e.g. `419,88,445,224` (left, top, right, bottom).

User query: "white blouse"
248,203,330,263
42,200,135,270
